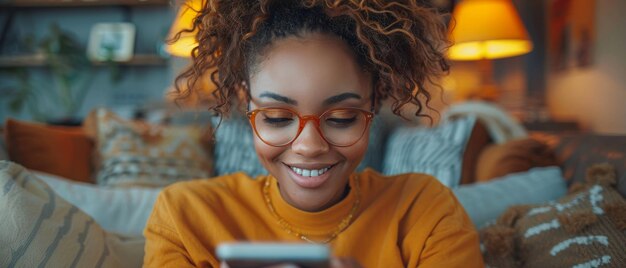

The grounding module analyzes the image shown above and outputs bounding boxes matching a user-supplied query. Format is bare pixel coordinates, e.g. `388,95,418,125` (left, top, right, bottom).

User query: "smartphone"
216,242,330,268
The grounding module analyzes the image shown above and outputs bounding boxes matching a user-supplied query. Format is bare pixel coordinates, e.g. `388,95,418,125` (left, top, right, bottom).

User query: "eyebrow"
322,92,362,106
259,92,298,105
258,91,362,106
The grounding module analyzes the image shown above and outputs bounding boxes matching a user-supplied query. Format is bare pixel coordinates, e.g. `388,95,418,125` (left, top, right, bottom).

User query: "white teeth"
290,166,331,177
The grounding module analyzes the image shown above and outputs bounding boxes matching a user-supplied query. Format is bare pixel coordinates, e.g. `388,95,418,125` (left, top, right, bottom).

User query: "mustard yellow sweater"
143,169,484,267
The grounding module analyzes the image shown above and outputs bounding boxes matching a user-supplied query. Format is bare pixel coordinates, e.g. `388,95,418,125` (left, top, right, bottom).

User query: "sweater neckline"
266,174,359,235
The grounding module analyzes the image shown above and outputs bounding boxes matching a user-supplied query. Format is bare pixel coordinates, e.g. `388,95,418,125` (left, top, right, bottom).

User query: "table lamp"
165,0,202,57
164,0,220,108
448,0,533,100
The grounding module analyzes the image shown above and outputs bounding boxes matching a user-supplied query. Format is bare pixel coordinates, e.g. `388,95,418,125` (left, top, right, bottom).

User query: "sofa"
1,103,625,267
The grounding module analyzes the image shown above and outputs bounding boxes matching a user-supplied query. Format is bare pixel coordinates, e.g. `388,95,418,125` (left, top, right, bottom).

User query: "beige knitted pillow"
480,163,626,267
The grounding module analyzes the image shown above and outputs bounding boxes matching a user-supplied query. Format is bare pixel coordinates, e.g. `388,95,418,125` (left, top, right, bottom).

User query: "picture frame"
87,23,136,62
547,0,596,72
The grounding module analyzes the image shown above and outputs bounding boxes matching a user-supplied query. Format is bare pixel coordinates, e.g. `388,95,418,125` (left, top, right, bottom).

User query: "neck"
278,183,351,212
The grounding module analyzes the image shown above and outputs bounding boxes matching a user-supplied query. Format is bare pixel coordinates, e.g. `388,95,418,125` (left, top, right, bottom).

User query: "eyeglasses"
247,107,374,147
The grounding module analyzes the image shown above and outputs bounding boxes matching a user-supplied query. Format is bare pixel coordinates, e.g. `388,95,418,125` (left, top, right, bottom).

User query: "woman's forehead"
249,33,371,107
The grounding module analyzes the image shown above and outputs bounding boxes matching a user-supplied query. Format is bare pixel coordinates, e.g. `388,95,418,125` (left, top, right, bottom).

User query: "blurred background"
0,0,624,134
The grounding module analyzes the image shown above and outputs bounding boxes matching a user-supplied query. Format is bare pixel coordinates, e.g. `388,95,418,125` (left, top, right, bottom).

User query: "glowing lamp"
165,0,202,57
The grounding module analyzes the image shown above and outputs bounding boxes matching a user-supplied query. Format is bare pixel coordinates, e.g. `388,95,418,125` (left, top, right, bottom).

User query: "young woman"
144,1,484,267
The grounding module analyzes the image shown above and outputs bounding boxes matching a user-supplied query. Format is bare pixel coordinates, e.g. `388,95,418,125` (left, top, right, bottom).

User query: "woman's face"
248,32,372,212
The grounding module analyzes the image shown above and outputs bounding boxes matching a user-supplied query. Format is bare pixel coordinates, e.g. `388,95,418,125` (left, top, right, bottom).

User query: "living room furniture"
1,105,625,267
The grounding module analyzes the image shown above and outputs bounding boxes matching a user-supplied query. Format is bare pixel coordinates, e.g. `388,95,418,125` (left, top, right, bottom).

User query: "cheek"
253,131,370,171
253,135,284,168
337,132,369,166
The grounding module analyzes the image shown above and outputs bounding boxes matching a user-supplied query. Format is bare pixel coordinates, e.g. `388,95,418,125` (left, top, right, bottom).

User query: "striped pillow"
382,116,477,188
356,117,388,172
0,161,143,268
212,114,268,177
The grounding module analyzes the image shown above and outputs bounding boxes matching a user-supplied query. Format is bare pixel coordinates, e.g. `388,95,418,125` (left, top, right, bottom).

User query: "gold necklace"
263,177,360,244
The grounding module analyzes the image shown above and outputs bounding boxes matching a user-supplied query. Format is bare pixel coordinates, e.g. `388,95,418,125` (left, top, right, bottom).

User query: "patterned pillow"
212,113,388,177
382,115,477,188
0,161,144,268
480,163,626,267
87,108,213,187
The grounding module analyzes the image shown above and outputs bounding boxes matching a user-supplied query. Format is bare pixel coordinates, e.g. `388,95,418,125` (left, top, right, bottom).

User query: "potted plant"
2,23,95,126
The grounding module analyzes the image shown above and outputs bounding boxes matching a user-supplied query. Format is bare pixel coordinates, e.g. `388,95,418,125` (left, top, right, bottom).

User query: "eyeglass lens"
253,108,368,146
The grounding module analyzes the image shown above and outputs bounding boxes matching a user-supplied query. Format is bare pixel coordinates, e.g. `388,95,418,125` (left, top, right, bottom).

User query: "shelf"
0,0,169,7
0,54,169,67
93,54,169,66
0,54,46,67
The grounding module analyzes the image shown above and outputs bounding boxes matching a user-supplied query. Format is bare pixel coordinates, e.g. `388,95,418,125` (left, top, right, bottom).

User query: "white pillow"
34,171,161,237
0,161,143,268
453,167,568,228
382,116,476,188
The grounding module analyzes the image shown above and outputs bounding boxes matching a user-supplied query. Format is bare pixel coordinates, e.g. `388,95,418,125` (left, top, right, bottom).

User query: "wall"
547,0,626,134
0,6,175,122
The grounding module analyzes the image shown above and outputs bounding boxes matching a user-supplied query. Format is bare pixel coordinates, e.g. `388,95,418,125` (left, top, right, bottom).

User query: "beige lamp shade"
448,0,533,60
166,0,203,57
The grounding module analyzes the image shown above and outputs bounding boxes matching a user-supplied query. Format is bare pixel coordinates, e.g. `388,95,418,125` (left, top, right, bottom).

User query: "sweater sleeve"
408,186,485,268
143,192,199,268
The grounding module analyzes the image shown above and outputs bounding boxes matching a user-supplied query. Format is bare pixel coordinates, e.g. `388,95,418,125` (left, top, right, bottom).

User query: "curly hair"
172,0,450,120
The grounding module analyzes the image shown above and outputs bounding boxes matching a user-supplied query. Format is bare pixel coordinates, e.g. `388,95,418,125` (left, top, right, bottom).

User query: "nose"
291,121,330,157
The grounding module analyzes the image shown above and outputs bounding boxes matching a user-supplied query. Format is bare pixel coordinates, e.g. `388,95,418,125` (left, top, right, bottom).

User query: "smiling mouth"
286,164,335,177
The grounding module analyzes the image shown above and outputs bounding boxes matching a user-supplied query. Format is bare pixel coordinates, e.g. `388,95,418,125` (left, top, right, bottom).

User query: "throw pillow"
460,120,492,185
454,166,567,228
86,108,213,187
356,116,389,172
474,138,557,182
0,161,144,268
382,115,477,188
34,170,161,237
480,163,626,267
4,118,93,183
212,113,268,177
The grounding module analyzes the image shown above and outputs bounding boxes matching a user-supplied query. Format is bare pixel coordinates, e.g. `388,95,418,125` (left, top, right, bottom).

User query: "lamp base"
468,83,500,101
469,59,500,101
